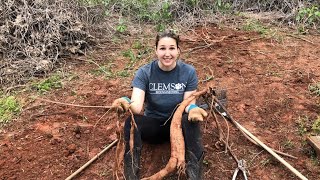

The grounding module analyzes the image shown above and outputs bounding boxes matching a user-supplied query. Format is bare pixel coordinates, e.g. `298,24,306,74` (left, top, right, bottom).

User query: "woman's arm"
183,90,197,113
130,87,145,114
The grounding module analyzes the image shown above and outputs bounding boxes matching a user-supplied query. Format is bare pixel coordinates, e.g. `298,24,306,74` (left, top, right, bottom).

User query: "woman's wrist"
187,104,198,113
121,96,131,103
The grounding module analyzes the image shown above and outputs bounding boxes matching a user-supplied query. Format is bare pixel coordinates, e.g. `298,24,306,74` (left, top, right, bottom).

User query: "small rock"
49,139,57,145
63,150,69,157
49,137,62,145
73,126,81,134
67,144,77,154
217,61,224,67
26,155,35,162
45,133,53,139
84,130,90,134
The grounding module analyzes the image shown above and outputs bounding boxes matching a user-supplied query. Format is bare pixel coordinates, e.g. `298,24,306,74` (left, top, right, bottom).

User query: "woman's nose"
164,50,170,56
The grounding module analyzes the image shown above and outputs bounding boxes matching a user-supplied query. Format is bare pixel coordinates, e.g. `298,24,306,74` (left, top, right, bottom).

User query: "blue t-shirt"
132,60,198,119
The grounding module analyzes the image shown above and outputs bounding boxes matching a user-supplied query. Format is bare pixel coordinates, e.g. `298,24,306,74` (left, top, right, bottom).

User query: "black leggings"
124,114,204,160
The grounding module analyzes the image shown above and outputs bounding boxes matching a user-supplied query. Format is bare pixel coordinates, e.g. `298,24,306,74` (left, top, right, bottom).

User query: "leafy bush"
296,5,320,31
116,18,128,33
2,0,320,91
312,116,320,134
308,81,320,96
213,0,231,13
0,96,20,125
242,20,269,35
90,0,235,31
296,115,320,136
32,75,63,93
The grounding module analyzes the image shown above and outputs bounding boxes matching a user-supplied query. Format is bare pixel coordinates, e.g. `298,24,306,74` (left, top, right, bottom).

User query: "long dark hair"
155,29,180,49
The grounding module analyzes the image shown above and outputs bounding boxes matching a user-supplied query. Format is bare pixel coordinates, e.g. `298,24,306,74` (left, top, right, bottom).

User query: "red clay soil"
1,24,320,180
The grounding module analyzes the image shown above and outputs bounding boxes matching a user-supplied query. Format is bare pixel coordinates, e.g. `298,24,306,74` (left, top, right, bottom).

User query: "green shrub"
116,18,128,33
0,96,20,125
312,116,320,134
213,0,231,13
242,20,269,35
90,65,115,78
296,115,311,135
296,115,320,136
308,81,320,96
32,75,63,93
296,5,320,31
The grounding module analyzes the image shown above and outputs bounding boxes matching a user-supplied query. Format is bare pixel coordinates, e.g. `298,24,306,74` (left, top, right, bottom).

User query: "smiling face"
156,37,180,71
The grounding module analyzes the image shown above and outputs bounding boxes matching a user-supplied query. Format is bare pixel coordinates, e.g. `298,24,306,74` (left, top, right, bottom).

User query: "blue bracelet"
188,104,198,113
121,96,131,103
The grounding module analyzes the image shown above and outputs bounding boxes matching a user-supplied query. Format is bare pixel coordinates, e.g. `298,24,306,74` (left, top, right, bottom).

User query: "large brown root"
113,121,125,180
142,88,208,180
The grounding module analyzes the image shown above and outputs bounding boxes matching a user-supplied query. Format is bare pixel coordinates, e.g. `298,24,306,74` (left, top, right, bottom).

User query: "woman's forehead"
158,37,177,46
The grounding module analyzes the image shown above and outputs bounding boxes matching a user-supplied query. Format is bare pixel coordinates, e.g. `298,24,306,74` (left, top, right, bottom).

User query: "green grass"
0,96,21,125
32,74,63,94
281,139,295,150
242,20,269,35
90,64,116,78
117,70,130,77
132,40,143,49
311,116,320,135
260,158,271,166
311,153,320,166
296,115,320,136
296,5,320,33
296,115,311,136
116,18,128,33
308,81,320,96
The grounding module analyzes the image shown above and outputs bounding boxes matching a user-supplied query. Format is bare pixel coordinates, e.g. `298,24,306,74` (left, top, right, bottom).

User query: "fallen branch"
36,97,112,109
65,139,118,180
210,95,305,179
287,34,314,44
237,37,264,44
234,121,307,180
184,36,228,53
142,88,208,180
212,97,297,159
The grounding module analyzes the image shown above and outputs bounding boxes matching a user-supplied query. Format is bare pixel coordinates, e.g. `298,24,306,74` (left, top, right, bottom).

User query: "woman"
112,29,207,180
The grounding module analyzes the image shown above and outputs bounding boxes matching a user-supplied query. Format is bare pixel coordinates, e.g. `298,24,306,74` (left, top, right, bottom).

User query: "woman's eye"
170,47,176,50
160,48,165,50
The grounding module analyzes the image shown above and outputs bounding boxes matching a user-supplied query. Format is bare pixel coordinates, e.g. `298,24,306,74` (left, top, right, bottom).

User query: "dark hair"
155,29,180,49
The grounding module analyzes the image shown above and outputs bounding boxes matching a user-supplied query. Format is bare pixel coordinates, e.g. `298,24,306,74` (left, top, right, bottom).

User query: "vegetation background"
0,0,319,179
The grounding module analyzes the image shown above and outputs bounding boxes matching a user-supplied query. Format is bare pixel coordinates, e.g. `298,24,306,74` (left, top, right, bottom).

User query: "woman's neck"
158,60,177,71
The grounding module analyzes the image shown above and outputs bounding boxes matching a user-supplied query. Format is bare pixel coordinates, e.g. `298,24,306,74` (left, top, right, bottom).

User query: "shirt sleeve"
131,68,147,91
185,67,198,91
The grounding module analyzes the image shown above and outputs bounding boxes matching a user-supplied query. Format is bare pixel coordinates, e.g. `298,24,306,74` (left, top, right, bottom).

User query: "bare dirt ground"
0,24,320,180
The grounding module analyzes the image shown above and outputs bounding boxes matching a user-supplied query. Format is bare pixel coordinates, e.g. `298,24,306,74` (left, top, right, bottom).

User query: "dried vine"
0,0,97,88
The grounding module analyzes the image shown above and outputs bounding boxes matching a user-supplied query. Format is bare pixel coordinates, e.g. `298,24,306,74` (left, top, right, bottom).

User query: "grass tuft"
32,75,63,94
0,96,21,125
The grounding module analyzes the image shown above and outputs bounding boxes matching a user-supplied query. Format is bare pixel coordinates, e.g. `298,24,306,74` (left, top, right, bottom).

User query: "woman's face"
156,37,180,71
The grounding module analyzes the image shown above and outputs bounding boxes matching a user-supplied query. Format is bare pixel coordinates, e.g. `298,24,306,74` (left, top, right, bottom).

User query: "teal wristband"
188,104,198,113
121,96,131,103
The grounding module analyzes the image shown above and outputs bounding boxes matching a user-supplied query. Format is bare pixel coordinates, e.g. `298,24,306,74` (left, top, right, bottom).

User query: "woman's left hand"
188,107,208,121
